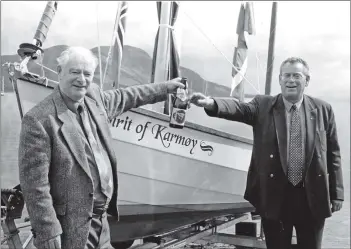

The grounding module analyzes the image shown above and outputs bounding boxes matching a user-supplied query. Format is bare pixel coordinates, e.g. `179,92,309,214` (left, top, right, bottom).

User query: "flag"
104,1,128,89
231,2,255,101
151,2,181,114
150,2,162,84
151,2,180,83
165,2,180,115
168,2,180,80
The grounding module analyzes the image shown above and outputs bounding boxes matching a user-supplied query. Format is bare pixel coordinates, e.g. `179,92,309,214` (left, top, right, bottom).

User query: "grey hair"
279,57,310,80
56,46,98,71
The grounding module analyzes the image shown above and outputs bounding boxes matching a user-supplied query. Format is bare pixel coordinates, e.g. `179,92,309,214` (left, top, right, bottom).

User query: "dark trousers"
262,182,325,249
85,205,114,249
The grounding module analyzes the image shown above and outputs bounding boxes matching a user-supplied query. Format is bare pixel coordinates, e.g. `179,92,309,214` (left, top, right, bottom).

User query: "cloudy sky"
1,1,350,101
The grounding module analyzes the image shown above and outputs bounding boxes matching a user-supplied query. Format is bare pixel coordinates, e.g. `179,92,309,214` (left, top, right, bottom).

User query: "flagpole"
95,2,103,89
151,2,172,113
163,2,179,115
265,2,277,96
102,2,121,86
1,76,4,96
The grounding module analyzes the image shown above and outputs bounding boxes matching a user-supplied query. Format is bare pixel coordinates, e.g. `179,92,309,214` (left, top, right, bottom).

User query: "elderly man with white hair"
18,46,184,249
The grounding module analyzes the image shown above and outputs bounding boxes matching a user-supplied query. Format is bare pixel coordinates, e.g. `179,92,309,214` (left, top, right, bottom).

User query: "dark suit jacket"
18,83,169,249
206,94,344,220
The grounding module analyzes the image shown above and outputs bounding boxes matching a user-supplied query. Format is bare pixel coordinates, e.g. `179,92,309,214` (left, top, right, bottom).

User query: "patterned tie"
78,104,113,199
287,104,304,186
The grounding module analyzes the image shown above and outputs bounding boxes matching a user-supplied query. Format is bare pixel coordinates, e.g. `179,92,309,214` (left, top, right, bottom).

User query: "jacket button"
270,173,274,178
270,154,273,158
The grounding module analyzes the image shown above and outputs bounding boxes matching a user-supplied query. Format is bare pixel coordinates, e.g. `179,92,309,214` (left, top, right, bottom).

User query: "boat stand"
1,186,33,249
130,212,298,249
130,213,267,249
1,186,297,249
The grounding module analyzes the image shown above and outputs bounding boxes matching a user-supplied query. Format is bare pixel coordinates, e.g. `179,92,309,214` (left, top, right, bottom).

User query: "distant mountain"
1,44,239,97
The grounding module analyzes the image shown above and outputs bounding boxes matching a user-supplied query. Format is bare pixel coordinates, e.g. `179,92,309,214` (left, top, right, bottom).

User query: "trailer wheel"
111,240,134,249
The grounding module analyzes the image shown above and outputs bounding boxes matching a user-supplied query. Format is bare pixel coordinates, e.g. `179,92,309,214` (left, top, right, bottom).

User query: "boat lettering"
111,116,133,131
152,124,198,154
135,121,151,141
200,141,214,156
111,116,213,156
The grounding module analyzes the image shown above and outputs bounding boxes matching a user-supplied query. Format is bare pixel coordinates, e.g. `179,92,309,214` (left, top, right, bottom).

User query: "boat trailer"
1,187,298,249
128,213,265,249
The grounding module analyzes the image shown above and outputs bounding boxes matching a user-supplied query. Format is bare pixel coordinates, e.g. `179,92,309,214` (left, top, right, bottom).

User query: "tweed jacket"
18,82,169,249
206,94,344,220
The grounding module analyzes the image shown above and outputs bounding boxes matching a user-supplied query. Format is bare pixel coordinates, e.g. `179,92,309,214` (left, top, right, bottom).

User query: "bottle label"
170,107,186,126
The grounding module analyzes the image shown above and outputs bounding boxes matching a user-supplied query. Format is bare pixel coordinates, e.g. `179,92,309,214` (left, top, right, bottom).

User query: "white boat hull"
13,78,254,241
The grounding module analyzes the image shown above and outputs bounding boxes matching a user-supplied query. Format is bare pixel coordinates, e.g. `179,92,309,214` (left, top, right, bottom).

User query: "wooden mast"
151,2,172,113
1,76,4,96
265,2,278,95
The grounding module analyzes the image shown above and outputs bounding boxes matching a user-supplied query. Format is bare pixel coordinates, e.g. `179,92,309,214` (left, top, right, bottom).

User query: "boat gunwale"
16,76,253,145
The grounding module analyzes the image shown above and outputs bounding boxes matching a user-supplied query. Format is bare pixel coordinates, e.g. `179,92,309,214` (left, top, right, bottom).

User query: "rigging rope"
32,61,60,85
33,61,57,75
179,5,260,94
39,53,45,78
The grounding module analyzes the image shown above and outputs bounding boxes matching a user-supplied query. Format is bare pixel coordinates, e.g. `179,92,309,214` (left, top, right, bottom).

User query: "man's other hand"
331,200,343,213
189,92,216,111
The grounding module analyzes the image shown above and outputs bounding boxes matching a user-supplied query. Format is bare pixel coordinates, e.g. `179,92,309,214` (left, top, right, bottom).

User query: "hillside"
1,44,238,97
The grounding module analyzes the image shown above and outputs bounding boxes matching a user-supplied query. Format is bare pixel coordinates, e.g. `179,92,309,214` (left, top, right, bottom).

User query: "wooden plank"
202,233,297,248
131,214,249,249
202,234,267,248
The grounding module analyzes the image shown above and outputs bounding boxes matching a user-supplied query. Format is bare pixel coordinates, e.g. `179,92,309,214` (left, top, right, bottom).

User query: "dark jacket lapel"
52,87,92,180
303,95,317,173
272,95,288,175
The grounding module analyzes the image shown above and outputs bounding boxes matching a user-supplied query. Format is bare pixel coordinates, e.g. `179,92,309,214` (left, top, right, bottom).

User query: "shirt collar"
59,86,84,114
282,95,304,112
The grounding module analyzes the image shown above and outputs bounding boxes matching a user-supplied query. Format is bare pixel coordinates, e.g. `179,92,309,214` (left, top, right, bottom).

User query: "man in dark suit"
189,57,344,249
18,46,184,249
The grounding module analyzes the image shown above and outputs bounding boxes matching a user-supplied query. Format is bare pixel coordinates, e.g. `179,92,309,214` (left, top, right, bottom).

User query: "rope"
33,61,57,74
21,61,60,86
179,6,260,94
39,53,45,77
46,78,59,84
102,48,112,85
159,24,174,30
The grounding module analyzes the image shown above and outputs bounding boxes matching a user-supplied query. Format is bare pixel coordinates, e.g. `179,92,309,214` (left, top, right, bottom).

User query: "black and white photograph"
0,1,349,249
